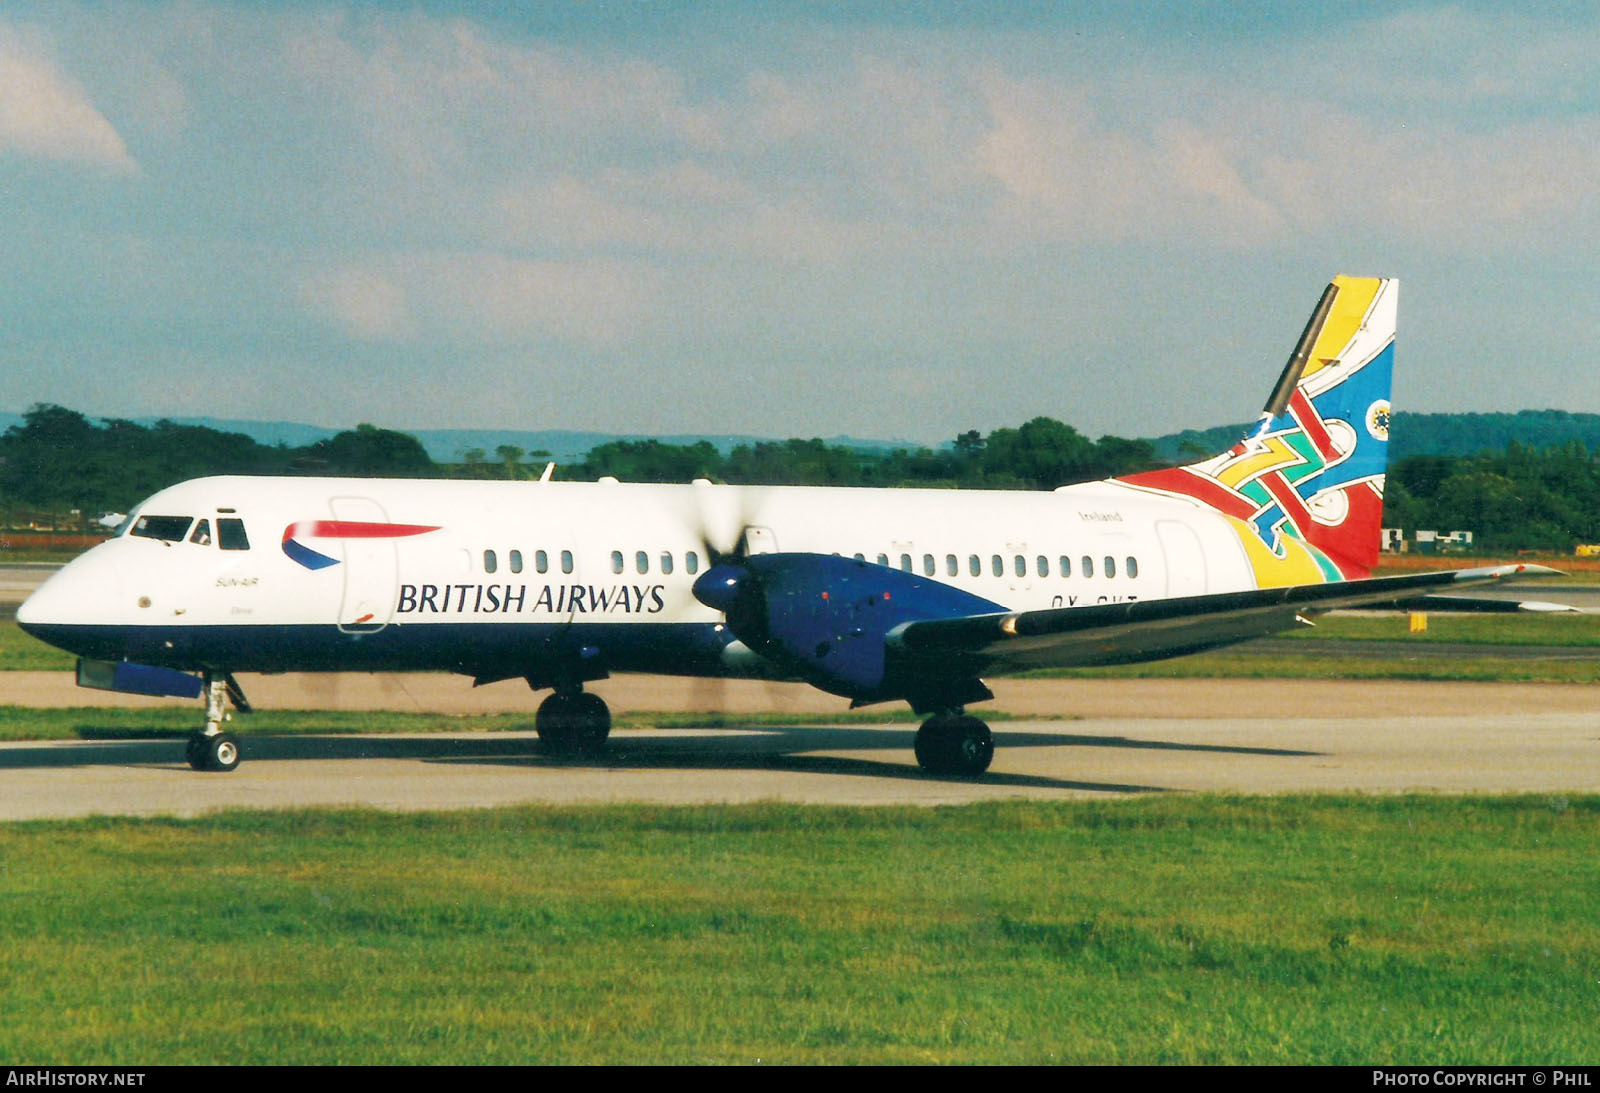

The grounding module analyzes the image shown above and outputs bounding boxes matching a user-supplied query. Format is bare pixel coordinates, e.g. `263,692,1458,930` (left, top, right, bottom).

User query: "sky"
2,1,1599,445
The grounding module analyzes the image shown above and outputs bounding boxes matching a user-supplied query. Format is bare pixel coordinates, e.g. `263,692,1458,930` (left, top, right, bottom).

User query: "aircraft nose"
16,554,121,635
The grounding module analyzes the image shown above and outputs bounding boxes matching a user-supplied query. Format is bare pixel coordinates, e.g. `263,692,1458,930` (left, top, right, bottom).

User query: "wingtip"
1512,564,1567,577
1452,563,1566,582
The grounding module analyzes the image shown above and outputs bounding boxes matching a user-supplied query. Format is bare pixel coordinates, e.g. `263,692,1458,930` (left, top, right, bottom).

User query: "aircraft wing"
889,564,1563,674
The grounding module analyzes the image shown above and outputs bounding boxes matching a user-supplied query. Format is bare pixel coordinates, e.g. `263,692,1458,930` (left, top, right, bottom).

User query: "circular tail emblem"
1366,399,1391,442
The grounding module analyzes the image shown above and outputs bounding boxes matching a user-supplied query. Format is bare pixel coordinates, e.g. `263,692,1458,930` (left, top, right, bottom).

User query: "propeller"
684,480,775,654
687,478,750,566
679,479,789,720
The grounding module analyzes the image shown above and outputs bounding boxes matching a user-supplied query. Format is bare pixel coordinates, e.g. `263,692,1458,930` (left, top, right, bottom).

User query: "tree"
496,445,526,480
982,417,1098,489
579,440,723,483
300,424,435,477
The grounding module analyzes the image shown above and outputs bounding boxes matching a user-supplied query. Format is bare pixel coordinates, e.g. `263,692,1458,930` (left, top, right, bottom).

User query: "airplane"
16,275,1557,777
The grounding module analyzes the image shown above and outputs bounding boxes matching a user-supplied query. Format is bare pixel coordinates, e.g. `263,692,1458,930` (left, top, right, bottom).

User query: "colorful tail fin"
1117,276,1396,581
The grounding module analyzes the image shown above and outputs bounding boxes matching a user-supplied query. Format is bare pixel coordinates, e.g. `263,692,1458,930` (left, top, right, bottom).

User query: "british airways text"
396,583,667,615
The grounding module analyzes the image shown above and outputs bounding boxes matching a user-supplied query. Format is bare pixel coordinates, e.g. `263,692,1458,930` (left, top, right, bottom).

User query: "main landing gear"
187,672,244,772
535,687,612,757
914,712,994,777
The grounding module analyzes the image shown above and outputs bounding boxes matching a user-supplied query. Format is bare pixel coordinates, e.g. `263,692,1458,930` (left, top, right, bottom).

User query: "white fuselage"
19,474,1258,678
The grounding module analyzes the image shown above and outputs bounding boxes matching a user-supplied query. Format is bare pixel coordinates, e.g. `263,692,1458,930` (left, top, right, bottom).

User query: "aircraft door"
332,496,398,633
1156,520,1208,597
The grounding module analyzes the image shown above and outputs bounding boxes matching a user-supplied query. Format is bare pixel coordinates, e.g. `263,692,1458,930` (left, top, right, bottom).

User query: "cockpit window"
130,515,194,542
218,519,250,551
190,520,212,546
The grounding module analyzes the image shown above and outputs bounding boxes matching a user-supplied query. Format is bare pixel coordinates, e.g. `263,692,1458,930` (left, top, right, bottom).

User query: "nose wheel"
187,730,241,772
187,672,247,772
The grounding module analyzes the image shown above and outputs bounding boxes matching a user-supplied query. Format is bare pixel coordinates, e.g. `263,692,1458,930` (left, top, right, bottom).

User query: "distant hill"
7,408,1597,465
0,413,916,464
1142,410,1600,463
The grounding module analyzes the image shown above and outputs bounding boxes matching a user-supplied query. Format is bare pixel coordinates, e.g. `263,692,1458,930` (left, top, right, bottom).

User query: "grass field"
1,797,1596,1064
1056,652,1600,684
1294,612,1600,646
0,620,73,670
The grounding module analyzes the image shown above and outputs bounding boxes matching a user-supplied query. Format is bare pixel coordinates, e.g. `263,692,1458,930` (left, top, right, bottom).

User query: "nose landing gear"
187,672,248,772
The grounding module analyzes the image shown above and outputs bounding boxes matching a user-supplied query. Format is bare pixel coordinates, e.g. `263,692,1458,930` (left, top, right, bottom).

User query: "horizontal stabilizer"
1395,595,1579,614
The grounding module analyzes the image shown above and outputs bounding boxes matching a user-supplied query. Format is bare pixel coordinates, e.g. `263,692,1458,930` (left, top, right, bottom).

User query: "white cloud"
0,22,136,172
421,252,659,348
303,253,660,350
280,14,725,180
492,174,688,252
301,267,412,342
971,60,1600,252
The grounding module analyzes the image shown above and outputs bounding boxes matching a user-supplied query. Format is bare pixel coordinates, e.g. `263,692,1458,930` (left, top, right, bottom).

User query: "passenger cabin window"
1104,556,1116,579
130,515,193,542
877,553,889,567
610,551,624,574
853,553,865,562
484,550,498,574
686,551,699,575
991,555,1003,577
923,554,935,577
561,550,574,574
1127,556,1139,579
899,554,912,572
1059,555,1071,577
946,554,958,577
535,549,549,574
1036,555,1048,578
189,519,212,546
660,552,674,575
969,555,981,577
217,519,250,551
636,550,649,575
1014,555,1025,577
1082,555,1094,578
510,550,523,574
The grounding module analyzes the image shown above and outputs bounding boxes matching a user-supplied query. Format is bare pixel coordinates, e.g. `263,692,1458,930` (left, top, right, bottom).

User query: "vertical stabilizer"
1116,276,1396,582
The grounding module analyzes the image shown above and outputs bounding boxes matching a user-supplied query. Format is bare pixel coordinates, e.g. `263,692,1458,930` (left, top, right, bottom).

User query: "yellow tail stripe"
1301,275,1382,379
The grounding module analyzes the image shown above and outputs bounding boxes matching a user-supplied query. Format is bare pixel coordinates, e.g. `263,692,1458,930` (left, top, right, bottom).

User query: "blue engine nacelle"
694,553,1005,705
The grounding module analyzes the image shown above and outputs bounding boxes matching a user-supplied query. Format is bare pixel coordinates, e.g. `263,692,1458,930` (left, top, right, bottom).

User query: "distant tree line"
0,405,432,529
3,403,1597,550
1384,441,1600,551
573,419,1162,490
1148,410,1600,464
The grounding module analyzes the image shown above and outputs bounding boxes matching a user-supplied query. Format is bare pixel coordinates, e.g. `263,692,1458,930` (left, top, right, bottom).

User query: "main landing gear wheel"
914,714,994,777
536,691,612,757
187,731,241,773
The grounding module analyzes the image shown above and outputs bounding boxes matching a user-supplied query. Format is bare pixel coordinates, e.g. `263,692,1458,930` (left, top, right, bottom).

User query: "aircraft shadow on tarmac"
0,723,1324,795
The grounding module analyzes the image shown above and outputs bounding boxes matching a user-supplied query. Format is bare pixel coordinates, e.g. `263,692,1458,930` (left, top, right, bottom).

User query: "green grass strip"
1286,612,1600,647
1,796,1597,1064
1050,654,1600,684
